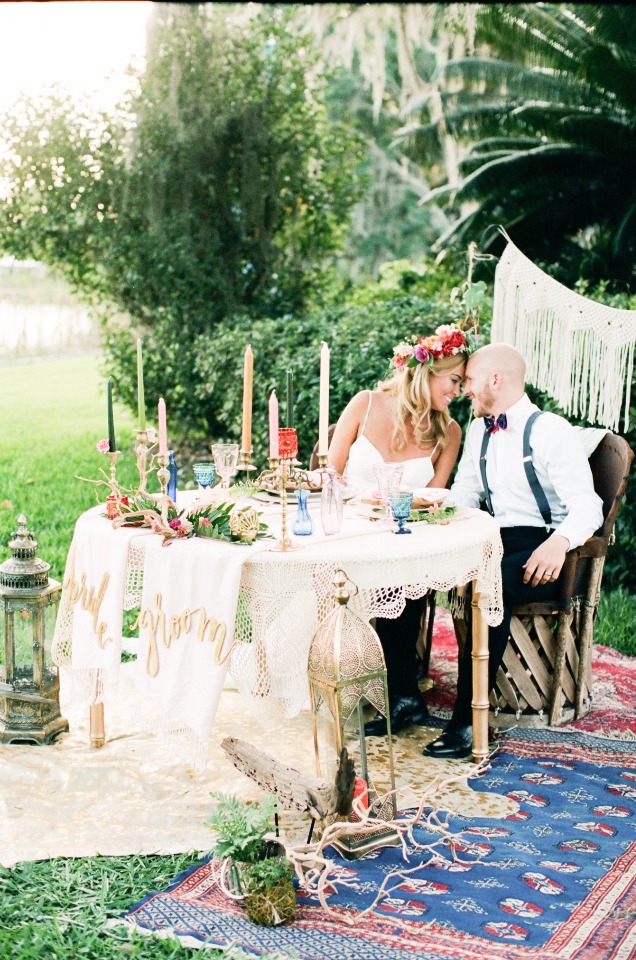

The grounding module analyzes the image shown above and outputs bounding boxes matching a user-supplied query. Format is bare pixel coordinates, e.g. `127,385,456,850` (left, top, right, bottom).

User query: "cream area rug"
0,657,515,868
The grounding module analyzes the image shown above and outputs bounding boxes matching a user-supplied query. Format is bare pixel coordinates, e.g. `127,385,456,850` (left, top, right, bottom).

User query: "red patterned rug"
122,728,636,959
120,612,636,958
427,608,636,741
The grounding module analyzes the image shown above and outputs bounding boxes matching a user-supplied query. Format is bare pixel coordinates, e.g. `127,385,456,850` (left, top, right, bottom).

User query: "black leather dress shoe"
364,696,429,737
423,724,473,759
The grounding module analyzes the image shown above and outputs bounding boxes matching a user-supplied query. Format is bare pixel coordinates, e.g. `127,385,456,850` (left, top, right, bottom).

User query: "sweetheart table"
52,495,503,765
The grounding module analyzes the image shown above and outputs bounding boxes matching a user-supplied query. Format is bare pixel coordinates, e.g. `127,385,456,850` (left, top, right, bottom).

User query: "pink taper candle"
157,397,168,455
241,344,254,452
269,390,279,459
318,341,330,457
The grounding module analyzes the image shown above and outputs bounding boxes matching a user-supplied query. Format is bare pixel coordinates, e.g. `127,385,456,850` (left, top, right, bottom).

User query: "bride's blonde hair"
377,353,465,452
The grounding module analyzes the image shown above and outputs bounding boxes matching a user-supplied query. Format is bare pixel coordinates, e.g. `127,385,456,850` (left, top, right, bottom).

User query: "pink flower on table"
167,516,193,537
96,438,110,453
198,517,212,527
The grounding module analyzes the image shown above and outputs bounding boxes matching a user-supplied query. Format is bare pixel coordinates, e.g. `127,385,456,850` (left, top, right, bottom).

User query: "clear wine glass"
373,462,404,527
388,491,413,535
193,461,216,493
212,443,239,491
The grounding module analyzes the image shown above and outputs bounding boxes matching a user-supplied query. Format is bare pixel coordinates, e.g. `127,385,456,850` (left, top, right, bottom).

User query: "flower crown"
391,324,469,369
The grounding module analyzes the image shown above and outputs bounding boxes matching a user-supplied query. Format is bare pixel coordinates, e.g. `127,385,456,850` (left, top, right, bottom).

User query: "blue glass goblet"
193,461,216,492
388,491,413,535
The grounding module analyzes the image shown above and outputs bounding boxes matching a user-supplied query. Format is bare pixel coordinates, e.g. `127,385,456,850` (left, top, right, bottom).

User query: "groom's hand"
522,534,569,587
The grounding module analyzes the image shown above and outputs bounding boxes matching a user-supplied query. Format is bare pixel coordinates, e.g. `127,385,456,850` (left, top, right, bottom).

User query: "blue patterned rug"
122,730,636,959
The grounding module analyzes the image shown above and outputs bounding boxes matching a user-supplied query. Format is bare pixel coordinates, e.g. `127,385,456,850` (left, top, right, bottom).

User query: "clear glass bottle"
167,449,178,502
293,488,313,536
320,467,343,535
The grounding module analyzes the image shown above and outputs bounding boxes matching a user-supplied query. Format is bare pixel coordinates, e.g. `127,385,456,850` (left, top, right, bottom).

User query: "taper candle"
158,397,168,456
269,390,279,459
241,344,254,452
286,368,294,429
107,377,116,453
318,341,330,456
136,338,146,431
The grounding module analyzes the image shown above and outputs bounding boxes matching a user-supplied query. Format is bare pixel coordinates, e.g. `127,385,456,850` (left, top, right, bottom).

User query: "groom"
424,343,604,760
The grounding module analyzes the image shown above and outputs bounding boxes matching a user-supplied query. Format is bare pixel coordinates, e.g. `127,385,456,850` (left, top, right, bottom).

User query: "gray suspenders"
478,410,552,528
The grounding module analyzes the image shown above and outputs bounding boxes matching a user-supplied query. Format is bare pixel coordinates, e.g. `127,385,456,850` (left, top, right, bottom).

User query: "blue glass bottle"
167,450,178,501
293,488,313,536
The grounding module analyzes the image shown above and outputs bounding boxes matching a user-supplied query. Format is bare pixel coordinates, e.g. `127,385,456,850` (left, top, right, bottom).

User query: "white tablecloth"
52,497,503,759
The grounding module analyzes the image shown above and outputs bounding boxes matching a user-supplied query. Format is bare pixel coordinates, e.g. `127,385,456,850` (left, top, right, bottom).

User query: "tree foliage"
0,3,364,432
409,3,636,285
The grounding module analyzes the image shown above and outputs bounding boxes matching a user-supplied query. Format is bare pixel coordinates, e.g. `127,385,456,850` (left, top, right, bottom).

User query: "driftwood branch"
220,737,355,820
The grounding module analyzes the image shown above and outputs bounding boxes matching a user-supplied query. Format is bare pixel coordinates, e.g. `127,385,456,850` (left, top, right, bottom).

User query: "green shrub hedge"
190,258,467,468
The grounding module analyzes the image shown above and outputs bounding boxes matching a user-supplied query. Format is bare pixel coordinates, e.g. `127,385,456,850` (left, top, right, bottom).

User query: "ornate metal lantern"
307,569,398,859
0,515,68,744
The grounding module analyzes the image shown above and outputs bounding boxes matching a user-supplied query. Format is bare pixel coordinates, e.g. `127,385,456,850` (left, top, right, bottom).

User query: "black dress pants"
374,598,425,702
452,526,561,726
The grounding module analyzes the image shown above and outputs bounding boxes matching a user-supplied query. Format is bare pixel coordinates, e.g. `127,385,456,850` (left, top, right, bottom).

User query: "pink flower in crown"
96,438,110,453
414,343,431,364
435,324,455,338
392,342,415,368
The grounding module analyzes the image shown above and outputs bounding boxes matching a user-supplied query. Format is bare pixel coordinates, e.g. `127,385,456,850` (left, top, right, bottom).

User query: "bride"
328,324,468,736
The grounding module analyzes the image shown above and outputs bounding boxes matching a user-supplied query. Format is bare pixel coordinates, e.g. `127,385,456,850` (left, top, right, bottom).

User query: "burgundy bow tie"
484,413,508,434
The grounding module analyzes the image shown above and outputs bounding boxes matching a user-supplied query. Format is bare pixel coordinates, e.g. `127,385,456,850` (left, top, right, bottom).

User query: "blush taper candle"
157,397,168,456
269,390,279,459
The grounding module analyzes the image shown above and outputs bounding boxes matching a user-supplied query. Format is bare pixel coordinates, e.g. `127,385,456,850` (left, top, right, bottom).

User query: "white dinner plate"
411,487,452,506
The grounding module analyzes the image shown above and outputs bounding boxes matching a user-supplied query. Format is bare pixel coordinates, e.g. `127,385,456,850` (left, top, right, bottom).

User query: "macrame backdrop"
491,239,636,431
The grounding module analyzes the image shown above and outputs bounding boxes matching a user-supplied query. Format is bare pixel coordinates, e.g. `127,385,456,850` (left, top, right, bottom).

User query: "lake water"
0,300,99,357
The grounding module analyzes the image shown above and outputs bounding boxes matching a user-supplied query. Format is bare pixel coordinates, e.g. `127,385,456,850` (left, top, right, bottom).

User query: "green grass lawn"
0,353,140,580
0,353,633,959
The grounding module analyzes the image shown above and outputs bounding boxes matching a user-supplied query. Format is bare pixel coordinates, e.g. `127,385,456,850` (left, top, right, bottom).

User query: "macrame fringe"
492,240,636,431
156,717,209,771
63,666,120,707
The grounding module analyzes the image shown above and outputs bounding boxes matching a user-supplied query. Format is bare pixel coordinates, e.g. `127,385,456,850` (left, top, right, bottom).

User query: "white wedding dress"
343,392,438,491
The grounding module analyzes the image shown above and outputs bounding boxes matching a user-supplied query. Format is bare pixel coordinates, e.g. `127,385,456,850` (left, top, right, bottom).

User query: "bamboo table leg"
471,586,489,762
89,703,105,748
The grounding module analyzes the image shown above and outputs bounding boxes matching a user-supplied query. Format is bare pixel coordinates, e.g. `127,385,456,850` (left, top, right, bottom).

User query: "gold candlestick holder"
156,452,170,497
238,448,257,481
317,453,328,471
108,451,119,491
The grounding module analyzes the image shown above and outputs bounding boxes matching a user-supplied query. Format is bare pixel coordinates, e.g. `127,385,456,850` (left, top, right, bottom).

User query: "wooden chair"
489,431,633,727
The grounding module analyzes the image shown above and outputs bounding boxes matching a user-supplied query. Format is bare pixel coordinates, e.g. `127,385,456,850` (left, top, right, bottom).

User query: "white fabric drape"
492,239,636,431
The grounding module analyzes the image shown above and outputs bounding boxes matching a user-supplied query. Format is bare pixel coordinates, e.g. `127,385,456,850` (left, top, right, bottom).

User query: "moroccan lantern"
307,568,398,859
0,515,68,744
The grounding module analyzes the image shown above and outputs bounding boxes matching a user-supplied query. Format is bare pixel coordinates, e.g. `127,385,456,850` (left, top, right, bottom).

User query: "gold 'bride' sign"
64,571,111,648
135,592,233,677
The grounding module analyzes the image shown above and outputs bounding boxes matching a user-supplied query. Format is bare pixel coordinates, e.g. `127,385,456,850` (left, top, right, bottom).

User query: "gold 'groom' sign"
135,592,234,677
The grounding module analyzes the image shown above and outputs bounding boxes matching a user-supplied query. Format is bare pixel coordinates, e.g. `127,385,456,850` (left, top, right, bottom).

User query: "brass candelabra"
238,453,324,553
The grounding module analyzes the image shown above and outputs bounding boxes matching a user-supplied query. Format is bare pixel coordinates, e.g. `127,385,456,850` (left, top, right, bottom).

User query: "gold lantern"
0,515,68,744
307,568,398,859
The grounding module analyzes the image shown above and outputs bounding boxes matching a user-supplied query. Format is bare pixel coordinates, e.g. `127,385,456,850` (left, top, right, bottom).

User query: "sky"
0,1,152,110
